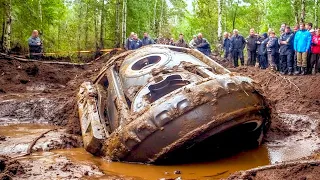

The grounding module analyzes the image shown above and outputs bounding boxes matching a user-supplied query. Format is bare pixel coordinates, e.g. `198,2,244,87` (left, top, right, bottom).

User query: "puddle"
23,147,270,179
0,113,319,179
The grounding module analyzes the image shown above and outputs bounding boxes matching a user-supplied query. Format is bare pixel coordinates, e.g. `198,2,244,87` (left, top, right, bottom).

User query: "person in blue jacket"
257,33,268,69
266,31,279,71
294,23,312,75
223,32,231,59
129,34,142,50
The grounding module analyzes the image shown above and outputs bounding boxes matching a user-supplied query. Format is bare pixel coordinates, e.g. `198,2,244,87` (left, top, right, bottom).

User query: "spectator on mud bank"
266,31,279,71
230,29,245,67
194,33,211,56
142,32,154,46
129,34,142,50
28,30,42,60
257,33,268,69
189,35,197,48
294,23,312,75
169,38,175,46
125,32,135,50
306,23,314,74
246,28,258,66
223,32,231,60
311,28,320,74
175,33,189,48
279,26,294,75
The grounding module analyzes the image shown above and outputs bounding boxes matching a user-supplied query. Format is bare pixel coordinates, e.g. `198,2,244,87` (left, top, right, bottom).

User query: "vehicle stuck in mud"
77,45,271,163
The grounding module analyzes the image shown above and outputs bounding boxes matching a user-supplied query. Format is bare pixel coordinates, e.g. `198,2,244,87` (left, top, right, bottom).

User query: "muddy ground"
0,53,319,179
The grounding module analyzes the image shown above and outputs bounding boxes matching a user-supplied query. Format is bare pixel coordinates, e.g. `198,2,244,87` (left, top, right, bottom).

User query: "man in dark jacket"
223,32,231,59
230,29,246,67
28,30,42,60
125,32,135,50
175,33,189,48
279,26,294,75
141,32,154,46
194,33,211,56
129,34,142,50
266,31,279,71
257,33,268,69
246,28,258,66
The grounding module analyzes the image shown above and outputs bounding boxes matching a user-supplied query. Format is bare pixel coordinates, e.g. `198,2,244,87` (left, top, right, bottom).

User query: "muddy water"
1,113,320,179
25,147,270,179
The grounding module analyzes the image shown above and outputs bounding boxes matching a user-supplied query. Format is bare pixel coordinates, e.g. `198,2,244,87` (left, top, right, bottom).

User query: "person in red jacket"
311,29,320,74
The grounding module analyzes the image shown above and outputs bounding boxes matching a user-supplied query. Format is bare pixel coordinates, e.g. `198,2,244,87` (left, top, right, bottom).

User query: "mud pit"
0,54,320,179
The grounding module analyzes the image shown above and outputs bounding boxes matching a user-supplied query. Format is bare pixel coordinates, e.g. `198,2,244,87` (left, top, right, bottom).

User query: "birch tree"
2,0,12,53
217,0,222,42
121,0,127,47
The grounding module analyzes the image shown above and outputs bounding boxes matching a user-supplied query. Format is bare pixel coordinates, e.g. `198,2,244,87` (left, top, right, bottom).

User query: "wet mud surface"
0,54,319,179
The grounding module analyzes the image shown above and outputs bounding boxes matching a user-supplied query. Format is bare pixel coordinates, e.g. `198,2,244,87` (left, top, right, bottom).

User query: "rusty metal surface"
77,45,271,163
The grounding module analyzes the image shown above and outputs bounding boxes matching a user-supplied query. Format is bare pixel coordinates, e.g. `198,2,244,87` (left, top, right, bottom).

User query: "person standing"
125,32,135,50
257,33,268,69
246,28,258,66
292,25,299,74
306,23,314,74
266,31,279,71
129,34,142,50
175,33,189,48
279,26,294,75
311,29,320,74
141,32,154,46
189,35,197,48
294,23,312,75
223,32,231,60
28,30,42,60
194,33,211,56
230,29,246,67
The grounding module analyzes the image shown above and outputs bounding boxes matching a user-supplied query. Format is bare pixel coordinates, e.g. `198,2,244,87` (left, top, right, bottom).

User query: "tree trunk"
153,0,158,35
77,1,83,57
158,0,164,37
315,0,319,27
3,0,12,54
84,3,89,49
100,0,105,49
217,0,222,43
290,0,300,24
94,10,99,49
232,3,238,30
115,0,120,48
300,0,306,23
121,0,127,47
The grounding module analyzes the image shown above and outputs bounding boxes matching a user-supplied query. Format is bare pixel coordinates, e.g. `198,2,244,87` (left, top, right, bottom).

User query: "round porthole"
131,54,166,71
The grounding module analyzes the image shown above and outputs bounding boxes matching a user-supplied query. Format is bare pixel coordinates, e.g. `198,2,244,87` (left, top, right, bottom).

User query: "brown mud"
0,53,319,179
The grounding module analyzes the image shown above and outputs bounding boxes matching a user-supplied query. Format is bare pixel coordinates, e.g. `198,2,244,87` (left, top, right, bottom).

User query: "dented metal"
77,45,271,163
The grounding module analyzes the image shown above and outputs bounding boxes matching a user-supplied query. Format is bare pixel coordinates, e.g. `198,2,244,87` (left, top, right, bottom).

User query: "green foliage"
0,0,319,54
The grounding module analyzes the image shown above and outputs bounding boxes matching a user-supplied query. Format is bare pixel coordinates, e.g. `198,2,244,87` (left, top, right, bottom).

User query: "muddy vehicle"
77,45,271,164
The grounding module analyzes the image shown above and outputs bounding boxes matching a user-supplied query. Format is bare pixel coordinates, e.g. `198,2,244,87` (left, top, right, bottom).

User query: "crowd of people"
27,22,320,75
124,32,211,55
223,22,320,75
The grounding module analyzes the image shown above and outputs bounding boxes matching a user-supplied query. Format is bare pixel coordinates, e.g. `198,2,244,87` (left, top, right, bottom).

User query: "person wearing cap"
223,32,231,59
279,26,294,75
28,30,42,60
294,23,312,75
266,31,279,71
257,33,269,69
175,33,189,48
311,28,320,74
230,29,246,67
246,28,258,66
194,33,211,56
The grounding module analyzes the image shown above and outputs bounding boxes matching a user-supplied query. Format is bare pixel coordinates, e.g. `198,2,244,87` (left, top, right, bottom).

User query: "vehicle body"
77,45,271,163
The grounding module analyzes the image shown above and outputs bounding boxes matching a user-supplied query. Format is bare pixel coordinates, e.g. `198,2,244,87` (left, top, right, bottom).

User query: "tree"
2,0,12,53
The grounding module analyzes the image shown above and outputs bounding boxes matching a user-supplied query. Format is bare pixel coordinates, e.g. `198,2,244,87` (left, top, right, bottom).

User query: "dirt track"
0,53,320,179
